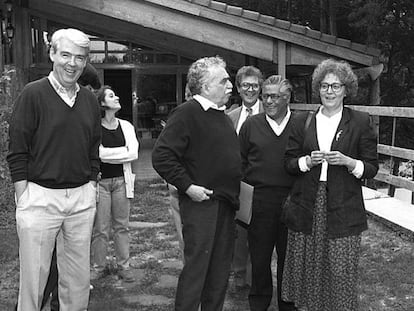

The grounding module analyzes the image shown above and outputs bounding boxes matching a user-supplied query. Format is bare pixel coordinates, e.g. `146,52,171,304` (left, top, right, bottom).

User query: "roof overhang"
29,0,380,69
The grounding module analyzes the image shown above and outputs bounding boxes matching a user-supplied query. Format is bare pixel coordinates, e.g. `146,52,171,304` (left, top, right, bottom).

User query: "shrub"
0,66,21,223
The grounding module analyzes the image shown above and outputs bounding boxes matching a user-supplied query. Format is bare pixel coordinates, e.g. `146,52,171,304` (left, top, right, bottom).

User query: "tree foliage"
223,0,414,147
0,67,17,217
224,0,414,107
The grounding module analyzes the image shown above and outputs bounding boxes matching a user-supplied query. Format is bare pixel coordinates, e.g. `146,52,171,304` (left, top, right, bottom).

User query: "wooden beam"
28,1,247,69
377,144,414,161
375,170,414,192
290,104,414,118
47,0,273,61
277,40,286,78
47,0,376,66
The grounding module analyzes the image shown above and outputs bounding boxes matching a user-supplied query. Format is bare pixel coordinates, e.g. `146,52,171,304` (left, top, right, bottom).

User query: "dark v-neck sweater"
239,113,298,200
7,77,101,188
152,99,242,207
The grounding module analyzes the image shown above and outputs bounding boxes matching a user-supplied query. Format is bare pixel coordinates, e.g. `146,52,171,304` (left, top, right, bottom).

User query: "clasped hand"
186,184,213,202
308,150,352,168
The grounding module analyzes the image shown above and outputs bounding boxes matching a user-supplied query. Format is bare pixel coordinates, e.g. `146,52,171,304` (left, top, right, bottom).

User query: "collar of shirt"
317,106,343,124
193,94,226,111
244,99,260,115
316,106,343,181
236,99,261,134
265,107,291,136
48,72,80,108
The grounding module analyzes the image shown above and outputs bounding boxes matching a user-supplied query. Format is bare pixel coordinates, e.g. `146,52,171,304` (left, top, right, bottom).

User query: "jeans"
91,176,131,270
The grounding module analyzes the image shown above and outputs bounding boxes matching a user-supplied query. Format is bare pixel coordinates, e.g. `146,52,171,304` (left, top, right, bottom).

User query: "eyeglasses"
262,93,290,101
320,83,344,93
240,82,260,91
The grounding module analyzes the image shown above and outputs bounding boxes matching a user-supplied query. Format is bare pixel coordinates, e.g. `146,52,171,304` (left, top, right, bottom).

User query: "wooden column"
176,70,182,104
278,41,286,78
131,68,138,129
0,23,3,74
14,6,31,85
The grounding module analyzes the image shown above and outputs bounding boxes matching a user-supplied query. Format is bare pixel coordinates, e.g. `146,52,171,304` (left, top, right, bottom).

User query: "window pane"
90,40,105,51
89,53,105,63
156,54,178,64
104,53,127,63
107,41,128,52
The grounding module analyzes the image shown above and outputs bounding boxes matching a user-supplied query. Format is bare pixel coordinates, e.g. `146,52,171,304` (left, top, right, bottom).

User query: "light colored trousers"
16,181,96,311
91,176,131,270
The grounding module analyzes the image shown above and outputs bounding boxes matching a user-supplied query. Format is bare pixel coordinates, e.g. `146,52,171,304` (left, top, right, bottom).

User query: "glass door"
135,72,177,138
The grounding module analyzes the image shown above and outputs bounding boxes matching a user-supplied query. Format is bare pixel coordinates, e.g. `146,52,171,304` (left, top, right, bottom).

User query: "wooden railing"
291,103,414,204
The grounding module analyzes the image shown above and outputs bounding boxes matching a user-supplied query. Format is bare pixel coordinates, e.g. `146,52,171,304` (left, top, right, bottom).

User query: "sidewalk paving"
363,186,414,239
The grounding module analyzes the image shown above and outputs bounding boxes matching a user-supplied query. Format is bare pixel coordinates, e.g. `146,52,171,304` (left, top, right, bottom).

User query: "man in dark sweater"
239,75,302,311
7,28,101,311
152,56,241,311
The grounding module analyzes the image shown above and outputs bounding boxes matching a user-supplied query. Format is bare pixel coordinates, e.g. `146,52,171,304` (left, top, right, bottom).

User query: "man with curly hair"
152,56,242,311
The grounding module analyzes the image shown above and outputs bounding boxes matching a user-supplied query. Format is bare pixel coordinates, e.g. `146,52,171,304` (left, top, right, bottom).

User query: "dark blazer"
227,101,264,129
283,107,378,238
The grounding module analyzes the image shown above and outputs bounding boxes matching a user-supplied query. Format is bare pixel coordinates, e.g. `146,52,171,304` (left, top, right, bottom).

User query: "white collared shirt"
265,107,291,136
48,72,80,107
236,99,260,134
193,94,226,112
298,107,364,180
316,107,343,181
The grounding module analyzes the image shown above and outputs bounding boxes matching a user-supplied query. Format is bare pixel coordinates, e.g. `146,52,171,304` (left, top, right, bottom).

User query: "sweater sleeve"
99,120,139,164
357,113,379,179
239,120,250,179
89,95,102,182
7,85,37,183
284,112,309,176
151,107,193,192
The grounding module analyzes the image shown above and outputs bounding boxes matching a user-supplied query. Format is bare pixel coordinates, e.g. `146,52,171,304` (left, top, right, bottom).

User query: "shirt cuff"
351,160,364,179
298,156,310,172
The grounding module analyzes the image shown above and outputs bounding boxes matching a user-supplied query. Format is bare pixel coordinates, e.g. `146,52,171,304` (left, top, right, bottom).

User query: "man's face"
203,66,233,107
50,37,88,89
262,84,291,121
237,75,260,108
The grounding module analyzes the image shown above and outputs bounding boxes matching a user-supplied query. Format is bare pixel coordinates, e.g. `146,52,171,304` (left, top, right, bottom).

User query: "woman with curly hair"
281,59,378,311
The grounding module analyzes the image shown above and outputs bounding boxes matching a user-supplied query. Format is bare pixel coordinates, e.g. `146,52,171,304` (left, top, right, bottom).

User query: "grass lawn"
0,179,414,310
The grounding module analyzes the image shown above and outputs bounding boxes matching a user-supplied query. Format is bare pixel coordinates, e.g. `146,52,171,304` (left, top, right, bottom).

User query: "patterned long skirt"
281,182,361,311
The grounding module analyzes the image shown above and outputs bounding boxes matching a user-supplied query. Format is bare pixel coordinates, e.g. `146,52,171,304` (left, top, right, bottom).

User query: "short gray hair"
50,28,90,54
187,56,226,95
262,75,292,92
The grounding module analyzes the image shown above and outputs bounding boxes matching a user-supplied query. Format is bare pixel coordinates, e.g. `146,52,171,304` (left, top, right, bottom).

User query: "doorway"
104,69,132,122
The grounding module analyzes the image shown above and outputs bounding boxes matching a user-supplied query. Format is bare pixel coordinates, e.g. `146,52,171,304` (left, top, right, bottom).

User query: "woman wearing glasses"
281,59,378,311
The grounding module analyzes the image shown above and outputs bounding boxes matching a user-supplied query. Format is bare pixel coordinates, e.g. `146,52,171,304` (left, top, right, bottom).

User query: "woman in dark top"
281,59,378,311
91,85,139,282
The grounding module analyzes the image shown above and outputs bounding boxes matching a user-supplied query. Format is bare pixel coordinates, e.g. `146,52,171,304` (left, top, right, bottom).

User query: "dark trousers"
248,192,291,311
175,198,236,311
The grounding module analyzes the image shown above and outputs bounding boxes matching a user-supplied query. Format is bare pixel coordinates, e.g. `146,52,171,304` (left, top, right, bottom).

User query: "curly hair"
312,59,358,98
187,56,226,95
235,66,263,88
262,75,292,92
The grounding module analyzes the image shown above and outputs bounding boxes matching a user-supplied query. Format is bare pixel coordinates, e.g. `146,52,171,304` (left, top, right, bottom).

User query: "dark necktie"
246,107,253,120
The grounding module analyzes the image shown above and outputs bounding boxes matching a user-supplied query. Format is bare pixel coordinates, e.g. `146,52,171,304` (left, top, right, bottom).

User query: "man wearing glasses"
227,66,264,290
239,75,303,311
